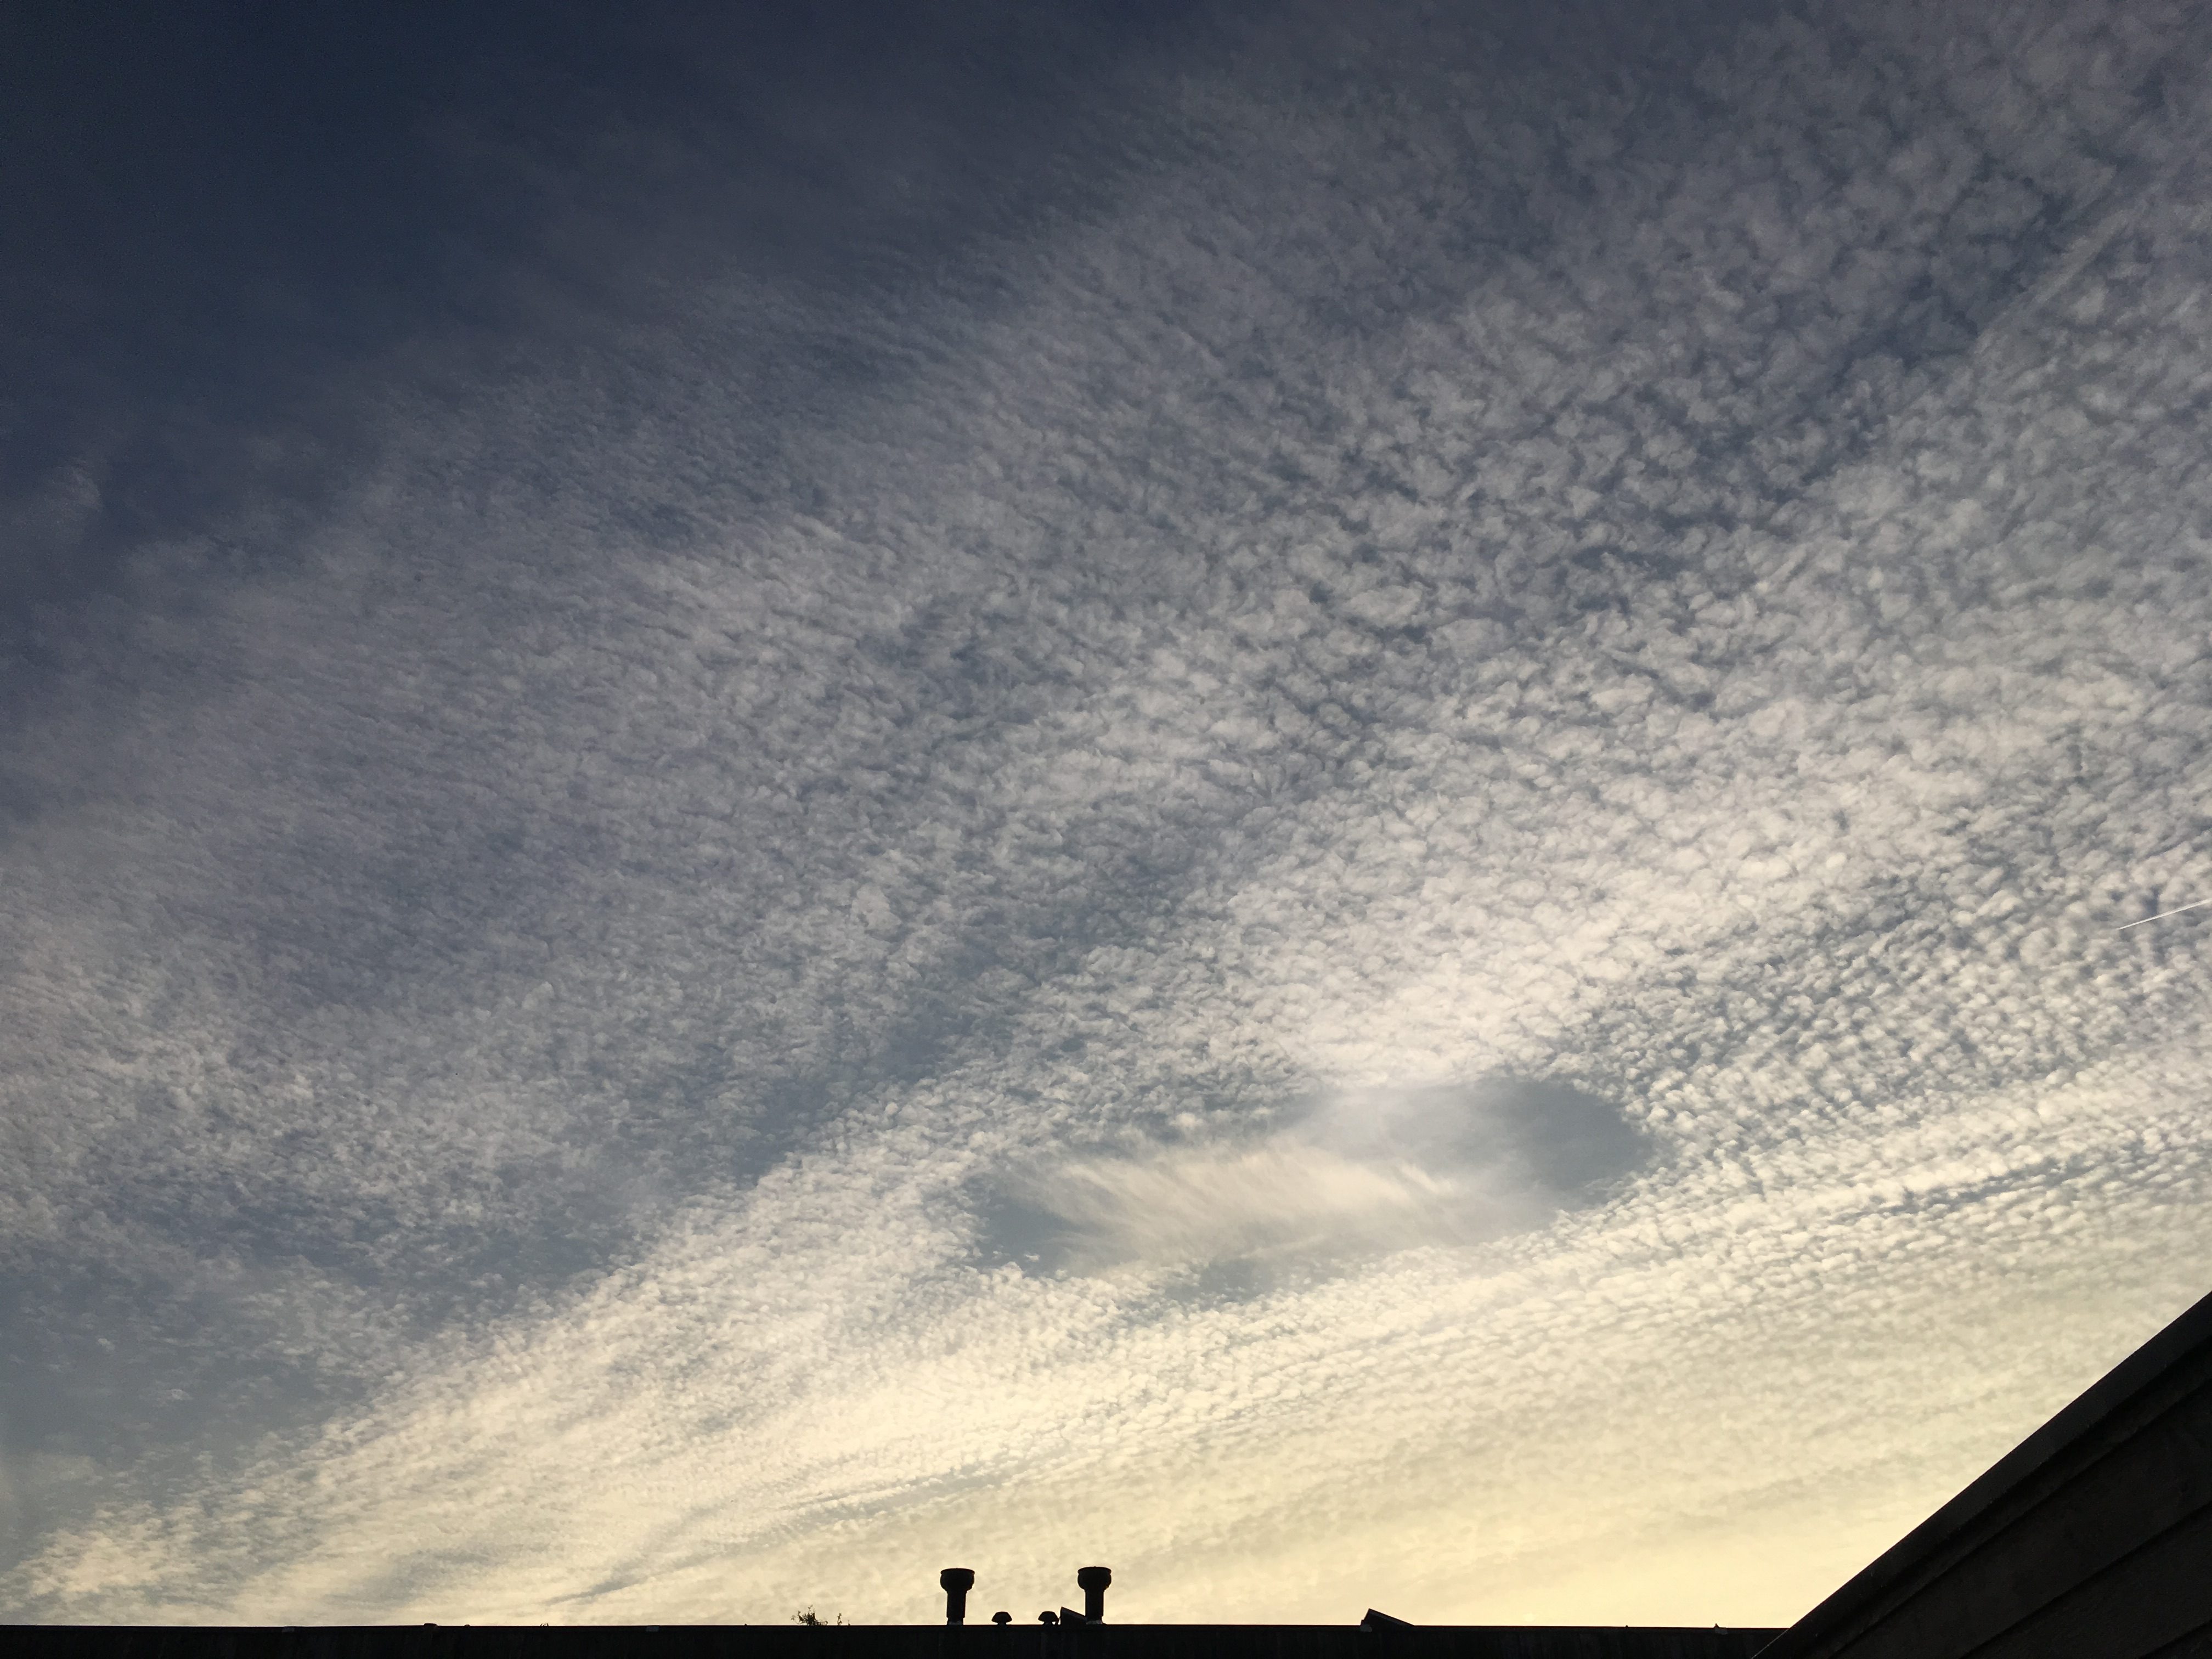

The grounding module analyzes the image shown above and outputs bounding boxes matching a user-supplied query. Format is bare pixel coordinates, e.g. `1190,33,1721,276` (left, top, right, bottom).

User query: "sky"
4,0,2212,1630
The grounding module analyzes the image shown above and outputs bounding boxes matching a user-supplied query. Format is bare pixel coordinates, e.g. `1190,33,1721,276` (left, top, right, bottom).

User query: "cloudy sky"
6,0,2212,1630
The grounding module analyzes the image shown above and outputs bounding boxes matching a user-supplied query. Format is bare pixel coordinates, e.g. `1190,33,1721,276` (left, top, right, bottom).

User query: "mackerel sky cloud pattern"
4,0,2211,1630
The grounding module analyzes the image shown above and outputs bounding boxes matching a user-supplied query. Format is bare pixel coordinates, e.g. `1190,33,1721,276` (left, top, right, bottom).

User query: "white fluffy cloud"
4,0,2211,1628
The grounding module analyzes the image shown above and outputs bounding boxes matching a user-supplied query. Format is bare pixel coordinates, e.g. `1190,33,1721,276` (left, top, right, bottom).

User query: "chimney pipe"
941,1568,976,1626
1076,1566,1111,1624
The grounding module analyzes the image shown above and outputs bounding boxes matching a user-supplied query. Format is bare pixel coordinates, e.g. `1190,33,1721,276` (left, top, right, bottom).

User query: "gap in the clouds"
0,0,1225,673
968,1076,1650,1284
0,1141,656,1578
0,1251,407,1570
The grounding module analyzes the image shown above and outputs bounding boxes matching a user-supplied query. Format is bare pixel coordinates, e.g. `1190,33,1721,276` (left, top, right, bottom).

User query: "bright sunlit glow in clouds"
3,0,2211,1631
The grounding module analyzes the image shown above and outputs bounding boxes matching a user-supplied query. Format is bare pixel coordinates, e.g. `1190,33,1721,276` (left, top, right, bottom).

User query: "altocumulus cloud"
4,0,2212,1629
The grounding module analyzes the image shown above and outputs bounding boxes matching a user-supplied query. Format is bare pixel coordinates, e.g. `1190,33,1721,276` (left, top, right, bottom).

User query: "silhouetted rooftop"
0,1626,1782,1659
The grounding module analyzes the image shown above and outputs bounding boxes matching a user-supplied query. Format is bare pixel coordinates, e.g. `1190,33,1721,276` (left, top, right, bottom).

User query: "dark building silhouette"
1754,1283,2212,1658
7,1286,2207,1659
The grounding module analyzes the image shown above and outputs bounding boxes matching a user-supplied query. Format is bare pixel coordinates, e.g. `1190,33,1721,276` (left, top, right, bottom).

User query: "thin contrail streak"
2116,898,2212,930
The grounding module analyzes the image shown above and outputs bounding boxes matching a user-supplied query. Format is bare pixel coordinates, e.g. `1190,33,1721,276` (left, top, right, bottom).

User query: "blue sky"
4,0,2211,1627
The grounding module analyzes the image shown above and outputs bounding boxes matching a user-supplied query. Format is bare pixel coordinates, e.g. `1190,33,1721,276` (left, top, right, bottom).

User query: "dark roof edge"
0,1626,1798,1638
1756,1284,2212,1659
